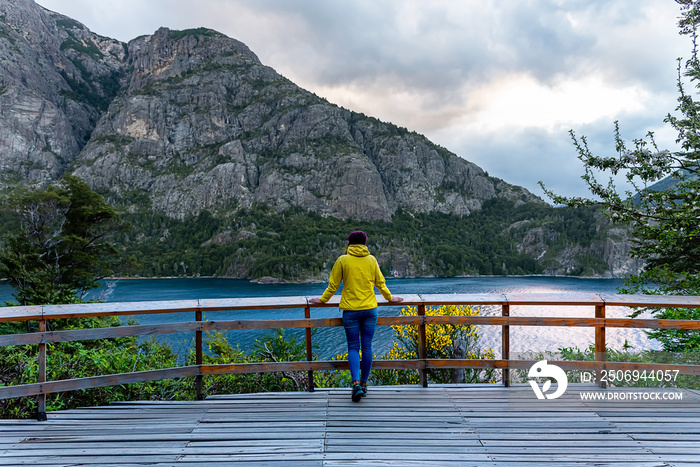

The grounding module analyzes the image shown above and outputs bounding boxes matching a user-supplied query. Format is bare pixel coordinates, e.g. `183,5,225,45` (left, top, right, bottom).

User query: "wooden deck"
1,385,699,466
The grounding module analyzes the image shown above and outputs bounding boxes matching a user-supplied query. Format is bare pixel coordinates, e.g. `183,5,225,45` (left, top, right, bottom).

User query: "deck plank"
0,386,697,465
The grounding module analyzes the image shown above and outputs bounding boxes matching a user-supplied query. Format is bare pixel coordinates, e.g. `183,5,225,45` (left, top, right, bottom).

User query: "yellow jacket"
320,244,393,310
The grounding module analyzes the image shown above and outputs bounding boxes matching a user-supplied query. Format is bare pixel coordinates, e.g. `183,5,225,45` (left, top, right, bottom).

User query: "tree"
0,175,129,305
540,0,700,351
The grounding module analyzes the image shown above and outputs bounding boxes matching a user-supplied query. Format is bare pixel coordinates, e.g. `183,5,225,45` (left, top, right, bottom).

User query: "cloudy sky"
35,0,690,200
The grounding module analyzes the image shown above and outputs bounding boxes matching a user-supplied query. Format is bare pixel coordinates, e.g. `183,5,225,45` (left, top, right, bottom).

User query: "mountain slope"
71,26,539,221
0,0,127,189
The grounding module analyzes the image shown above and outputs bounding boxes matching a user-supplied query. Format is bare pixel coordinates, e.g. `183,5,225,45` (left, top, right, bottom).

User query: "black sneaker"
360,386,367,397
351,384,363,402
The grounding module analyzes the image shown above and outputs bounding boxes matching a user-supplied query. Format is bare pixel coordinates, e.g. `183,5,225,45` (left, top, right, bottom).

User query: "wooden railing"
1,292,700,420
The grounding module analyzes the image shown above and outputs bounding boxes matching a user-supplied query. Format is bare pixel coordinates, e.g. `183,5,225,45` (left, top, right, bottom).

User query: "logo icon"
528,360,568,400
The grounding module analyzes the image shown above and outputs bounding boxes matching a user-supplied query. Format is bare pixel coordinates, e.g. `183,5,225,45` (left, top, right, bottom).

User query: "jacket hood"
347,244,370,257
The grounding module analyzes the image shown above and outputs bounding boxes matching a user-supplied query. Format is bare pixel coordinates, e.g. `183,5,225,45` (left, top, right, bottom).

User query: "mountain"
0,0,640,280
72,26,541,221
0,0,127,188
1,0,537,221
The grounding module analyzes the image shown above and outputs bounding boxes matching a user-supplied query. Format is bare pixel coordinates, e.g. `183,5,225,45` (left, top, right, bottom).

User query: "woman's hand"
309,298,323,304
390,296,404,303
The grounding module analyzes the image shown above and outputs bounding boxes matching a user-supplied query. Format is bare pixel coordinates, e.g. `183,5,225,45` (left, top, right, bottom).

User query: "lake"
0,276,659,360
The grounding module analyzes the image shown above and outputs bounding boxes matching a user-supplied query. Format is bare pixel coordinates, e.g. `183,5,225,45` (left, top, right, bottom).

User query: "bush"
0,317,183,419
185,329,316,394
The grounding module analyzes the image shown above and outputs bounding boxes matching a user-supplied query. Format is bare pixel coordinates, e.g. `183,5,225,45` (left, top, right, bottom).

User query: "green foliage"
60,69,117,112
92,134,135,149
182,329,317,395
0,24,15,45
0,176,130,305
96,71,122,107
168,28,225,42
117,200,607,281
58,48,121,112
634,304,700,351
0,316,183,419
60,36,103,59
55,18,84,30
539,2,700,351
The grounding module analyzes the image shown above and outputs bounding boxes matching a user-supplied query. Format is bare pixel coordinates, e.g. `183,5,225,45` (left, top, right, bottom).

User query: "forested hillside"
115,199,613,280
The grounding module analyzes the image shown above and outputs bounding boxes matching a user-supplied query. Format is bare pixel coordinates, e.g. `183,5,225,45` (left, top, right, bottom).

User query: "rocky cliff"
69,26,539,221
0,0,538,221
513,210,644,278
0,0,127,188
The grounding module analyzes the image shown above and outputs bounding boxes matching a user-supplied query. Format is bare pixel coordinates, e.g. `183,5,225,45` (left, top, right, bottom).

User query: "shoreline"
100,273,624,285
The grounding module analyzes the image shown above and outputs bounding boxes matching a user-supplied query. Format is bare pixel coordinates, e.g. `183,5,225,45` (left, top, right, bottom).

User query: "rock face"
601,227,645,278
514,215,644,278
68,26,539,221
0,0,127,188
1,2,537,221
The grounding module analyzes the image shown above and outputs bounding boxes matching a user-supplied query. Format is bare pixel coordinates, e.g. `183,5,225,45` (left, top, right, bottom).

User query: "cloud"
462,73,649,131
35,0,691,200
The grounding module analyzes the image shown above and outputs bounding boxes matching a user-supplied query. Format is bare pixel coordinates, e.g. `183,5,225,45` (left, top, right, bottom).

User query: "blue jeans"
342,308,378,383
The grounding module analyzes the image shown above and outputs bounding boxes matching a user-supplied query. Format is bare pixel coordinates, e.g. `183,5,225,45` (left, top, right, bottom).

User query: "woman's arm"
373,257,397,302
315,256,343,303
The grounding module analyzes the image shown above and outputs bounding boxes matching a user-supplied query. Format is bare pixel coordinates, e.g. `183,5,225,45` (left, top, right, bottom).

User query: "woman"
310,230,403,402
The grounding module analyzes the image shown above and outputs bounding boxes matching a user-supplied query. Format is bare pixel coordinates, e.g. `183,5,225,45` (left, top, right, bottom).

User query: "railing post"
595,304,607,388
195,309,204,400
37,319,47,421
304,306,314,392
417,304,428,388
501,304,510,387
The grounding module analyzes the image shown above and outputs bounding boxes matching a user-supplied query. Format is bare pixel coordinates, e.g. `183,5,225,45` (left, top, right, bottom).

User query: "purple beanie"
347,230,367,245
